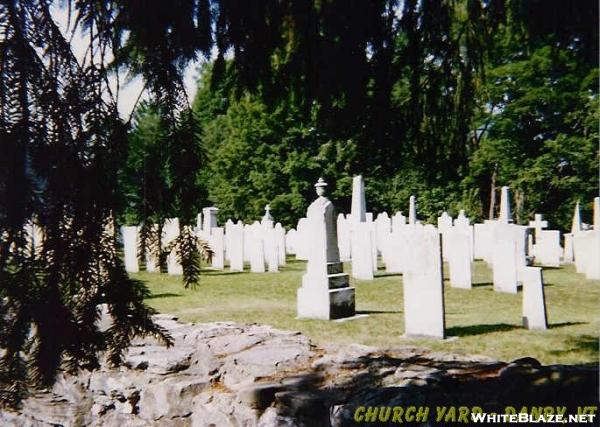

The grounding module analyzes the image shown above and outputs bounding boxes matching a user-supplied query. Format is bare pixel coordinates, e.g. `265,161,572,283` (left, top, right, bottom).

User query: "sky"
50,4,202,119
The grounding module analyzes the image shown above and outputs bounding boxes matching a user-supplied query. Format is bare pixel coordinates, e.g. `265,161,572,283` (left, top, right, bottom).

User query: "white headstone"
264,228,279,272
474,220,496,263
534,230,561,267
209,227,225,270
571,201,582,234
351,221,374,280
228,221,244,272
248,222,265,273
403,226,445,339
498,186,512,223
594,197,600,230
528,214,548,235
350,175,367,223
522,266,547,330
375,212,391,253
408,196,417,225
285,228,297,255
163,218,182,275
337,213,351,261
121,226,139,273
274,222,286,266
392,211,406,232
202,207,219,236
446,228,472,289
262,204,274,225
454,210,474,261
224,219,234,260
297,178,355,319
145,224,160,273
381,229,406,274
295,218,310,260
437,212,453,261
243,224,251,262
492,223,518,293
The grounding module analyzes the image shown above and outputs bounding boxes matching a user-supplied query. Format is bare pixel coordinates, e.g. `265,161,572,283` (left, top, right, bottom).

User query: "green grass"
135,259,599,365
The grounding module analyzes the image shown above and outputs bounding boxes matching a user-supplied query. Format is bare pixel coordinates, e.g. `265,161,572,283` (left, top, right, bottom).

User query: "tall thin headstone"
210,227,225,270
164,218,182,275
350,175,367,223
337,214,351,261
403,225,445,339
408,196,417,225
498,186,512,223
229,221,244,272
522,267,547,330
121,226,139,273
297,178,355,320
274,222,286,266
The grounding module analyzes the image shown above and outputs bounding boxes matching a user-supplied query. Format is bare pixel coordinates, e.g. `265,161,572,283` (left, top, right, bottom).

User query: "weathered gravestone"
522,266,548,330
297,178,356,320
403,225,445,339
121,226,139,273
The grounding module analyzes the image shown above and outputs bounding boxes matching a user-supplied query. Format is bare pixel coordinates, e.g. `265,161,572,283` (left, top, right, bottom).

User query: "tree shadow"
145,293,182,300
446,323,520,337
549,335,598,358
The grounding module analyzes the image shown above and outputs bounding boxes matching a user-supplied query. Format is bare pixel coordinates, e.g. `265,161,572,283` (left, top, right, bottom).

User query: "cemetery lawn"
137,259,599,365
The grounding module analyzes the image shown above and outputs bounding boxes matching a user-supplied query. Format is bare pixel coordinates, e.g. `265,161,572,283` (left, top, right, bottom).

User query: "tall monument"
297,178,356,319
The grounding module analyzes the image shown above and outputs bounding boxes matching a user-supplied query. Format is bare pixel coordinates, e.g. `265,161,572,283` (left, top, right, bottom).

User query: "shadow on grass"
549,335,598,357
145,292,182,300
446,323,520,337
548,321,587,329
356,309,402,315
375,272,403,278
201,270,245,276
471,282,493,288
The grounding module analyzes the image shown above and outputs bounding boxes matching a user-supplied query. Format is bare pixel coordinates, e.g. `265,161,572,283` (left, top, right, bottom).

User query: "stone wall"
1,315,597,426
